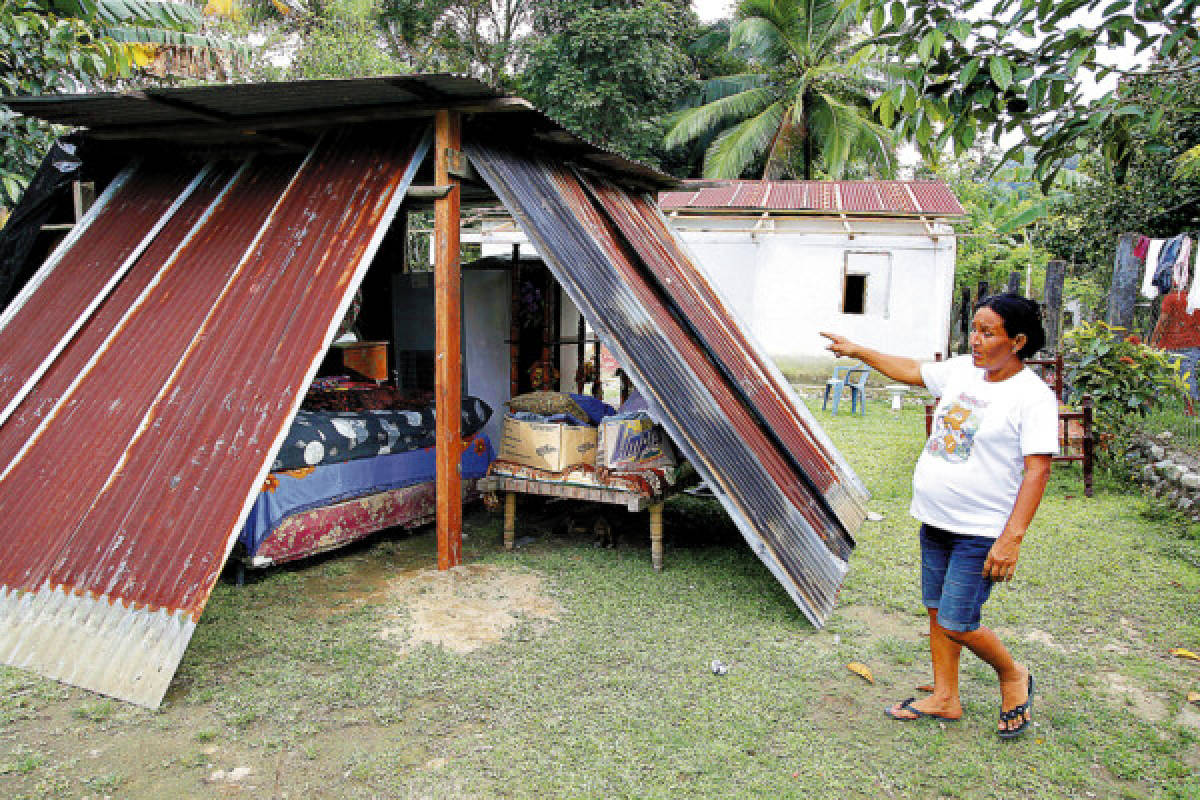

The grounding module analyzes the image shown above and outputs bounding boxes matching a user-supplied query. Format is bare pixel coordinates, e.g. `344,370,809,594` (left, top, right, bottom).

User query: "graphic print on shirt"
925,393,987,463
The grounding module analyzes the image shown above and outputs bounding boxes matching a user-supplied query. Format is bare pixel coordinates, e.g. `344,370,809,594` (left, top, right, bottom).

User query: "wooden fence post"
1007,270,1021,293
1106,232,1140,330
1043,259,1066,354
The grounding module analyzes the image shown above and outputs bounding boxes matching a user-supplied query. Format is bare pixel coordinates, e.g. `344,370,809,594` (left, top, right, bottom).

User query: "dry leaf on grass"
846,662,874,684
916,684,935,693
1170,648,1200,662
1188,691,1200,706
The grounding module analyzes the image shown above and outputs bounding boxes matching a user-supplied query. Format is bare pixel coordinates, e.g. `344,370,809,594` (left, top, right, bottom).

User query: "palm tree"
42,0,244,79
664,0,895,180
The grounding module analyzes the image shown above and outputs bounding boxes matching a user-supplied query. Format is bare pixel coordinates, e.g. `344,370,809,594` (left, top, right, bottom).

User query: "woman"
821,293,1058,739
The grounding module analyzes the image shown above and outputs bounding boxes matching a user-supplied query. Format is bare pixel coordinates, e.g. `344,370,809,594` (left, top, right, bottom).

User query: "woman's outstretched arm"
819,332,926,387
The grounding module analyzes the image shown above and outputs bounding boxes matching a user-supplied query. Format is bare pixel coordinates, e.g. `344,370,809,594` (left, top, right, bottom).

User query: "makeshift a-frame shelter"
0,76,867,709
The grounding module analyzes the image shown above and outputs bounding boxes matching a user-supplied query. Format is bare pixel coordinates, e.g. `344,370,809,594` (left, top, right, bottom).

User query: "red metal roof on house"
658,180,964,216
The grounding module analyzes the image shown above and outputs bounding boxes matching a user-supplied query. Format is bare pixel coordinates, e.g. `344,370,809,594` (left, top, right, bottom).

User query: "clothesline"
1136,233,1200,313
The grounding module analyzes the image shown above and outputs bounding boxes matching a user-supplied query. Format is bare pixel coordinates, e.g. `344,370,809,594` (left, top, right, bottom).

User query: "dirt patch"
1100,671,1169,722
836,605,925,643
379,564,561,654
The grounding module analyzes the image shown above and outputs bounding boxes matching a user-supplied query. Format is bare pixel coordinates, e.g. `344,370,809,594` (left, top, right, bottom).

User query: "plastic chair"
823,362,871,415
845,367,871,416
822,363,854,413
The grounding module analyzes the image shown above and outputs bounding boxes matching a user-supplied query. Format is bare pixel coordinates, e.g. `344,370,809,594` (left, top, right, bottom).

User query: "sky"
693,1,733,22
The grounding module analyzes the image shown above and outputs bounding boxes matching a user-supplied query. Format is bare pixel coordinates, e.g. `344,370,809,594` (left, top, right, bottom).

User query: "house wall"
472,213,958,373
665,215,956,363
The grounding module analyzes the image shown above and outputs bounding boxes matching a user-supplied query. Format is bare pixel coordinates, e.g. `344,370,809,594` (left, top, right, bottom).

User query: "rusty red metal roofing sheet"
585,179,866,542
0,127,429,707
838,182,884,212
907,181,966,215
0,163,203,423
658,179,963,216
465,138,866,625
764,181,810,210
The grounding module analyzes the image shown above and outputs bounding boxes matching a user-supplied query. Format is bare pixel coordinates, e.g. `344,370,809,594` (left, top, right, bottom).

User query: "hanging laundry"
1175,236,1193,293
1188,241,1200,314
1152,234,1188,294
1134,235,1150,260
1141,238,1165,298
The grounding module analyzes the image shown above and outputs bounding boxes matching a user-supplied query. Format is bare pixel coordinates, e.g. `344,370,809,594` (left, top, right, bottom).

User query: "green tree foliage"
1035,69,1200,294
0,1,125,208
937,155,1053,299
519,0,699,169
663,0,895,179
857,0,1200,189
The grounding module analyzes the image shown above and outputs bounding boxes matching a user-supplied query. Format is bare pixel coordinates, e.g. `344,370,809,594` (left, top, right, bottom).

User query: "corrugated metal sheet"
1,75,675,190
465,139,867,626
658,179,964,216
0,127,429,707
0,163,207,424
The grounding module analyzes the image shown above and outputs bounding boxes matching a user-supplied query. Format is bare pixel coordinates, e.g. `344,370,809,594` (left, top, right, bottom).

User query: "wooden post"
977,280,989,303
504,491,516,551
1106,232,1139,330
1081,395,1094,498
958,287,971,354
1043,259,1066,354
509,244,521,398
649,502,664,572
1006,270,1021,294
435,109,463,570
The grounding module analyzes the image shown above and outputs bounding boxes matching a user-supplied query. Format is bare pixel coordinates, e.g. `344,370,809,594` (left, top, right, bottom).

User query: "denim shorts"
919,523,996,632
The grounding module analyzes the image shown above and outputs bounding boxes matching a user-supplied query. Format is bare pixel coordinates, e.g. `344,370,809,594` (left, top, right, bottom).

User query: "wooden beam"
434,109,463,571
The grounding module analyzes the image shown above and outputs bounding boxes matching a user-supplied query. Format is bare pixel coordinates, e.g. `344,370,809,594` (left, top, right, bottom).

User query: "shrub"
1062,321,1189,458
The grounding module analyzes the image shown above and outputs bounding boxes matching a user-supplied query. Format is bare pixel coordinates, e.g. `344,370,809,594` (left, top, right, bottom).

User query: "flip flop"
998,673,1036,740
884,697,959,722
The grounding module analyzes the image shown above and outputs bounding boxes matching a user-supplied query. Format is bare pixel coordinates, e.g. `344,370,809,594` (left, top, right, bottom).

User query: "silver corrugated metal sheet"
465,138,866,626
0,127,429,707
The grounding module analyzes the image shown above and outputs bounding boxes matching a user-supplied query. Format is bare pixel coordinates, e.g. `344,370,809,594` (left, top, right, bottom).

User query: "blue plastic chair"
845,367,871,416
823,362,871,415
822,363,853,413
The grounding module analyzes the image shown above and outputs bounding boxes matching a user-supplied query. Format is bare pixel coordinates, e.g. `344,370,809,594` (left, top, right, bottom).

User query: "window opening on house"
843,274,867,314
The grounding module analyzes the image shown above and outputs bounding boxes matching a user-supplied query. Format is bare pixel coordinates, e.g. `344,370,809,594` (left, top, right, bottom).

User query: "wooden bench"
478,475,668,570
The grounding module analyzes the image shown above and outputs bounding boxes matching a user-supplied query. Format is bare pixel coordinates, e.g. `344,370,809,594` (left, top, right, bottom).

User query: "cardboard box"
499,415,598,472
596,415,677,472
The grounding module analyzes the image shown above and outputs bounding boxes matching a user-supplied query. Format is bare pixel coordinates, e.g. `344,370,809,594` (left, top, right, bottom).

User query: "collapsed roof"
0,76,867,707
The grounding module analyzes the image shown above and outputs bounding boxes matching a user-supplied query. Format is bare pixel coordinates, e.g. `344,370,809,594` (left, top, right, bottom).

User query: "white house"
469,179,962,373
658,180,962,365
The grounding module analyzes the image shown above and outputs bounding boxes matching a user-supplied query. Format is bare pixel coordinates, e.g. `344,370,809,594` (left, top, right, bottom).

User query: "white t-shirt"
910,355,1060,538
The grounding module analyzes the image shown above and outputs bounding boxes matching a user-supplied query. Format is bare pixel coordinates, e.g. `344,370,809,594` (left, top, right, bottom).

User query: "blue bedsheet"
240,433,495,555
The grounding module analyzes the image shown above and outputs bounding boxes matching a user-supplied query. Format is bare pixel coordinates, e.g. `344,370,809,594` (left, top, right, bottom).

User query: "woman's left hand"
983,532,1022,582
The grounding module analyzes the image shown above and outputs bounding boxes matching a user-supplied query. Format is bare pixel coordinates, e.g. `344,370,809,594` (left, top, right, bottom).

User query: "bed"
237,394,495,568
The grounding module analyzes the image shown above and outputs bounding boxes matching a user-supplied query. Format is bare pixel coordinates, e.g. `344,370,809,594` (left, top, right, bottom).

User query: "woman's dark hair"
974,292,1045,359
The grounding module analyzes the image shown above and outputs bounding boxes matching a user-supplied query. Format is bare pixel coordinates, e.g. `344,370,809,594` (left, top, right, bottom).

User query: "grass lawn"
2,402,1200,798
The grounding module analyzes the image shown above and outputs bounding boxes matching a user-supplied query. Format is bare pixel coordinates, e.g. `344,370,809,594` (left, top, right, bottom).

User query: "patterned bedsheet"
270,395,492,471
242,432,495,556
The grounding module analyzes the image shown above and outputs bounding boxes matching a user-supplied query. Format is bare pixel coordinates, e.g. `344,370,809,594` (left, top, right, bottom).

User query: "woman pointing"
822,292,1058,739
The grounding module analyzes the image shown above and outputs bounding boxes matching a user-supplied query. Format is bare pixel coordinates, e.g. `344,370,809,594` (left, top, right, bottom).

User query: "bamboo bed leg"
504,491,516,551
650,502,664,572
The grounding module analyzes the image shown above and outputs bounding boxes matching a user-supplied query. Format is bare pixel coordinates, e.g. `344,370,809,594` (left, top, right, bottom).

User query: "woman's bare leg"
943,624,1030,732
888,608,964,719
